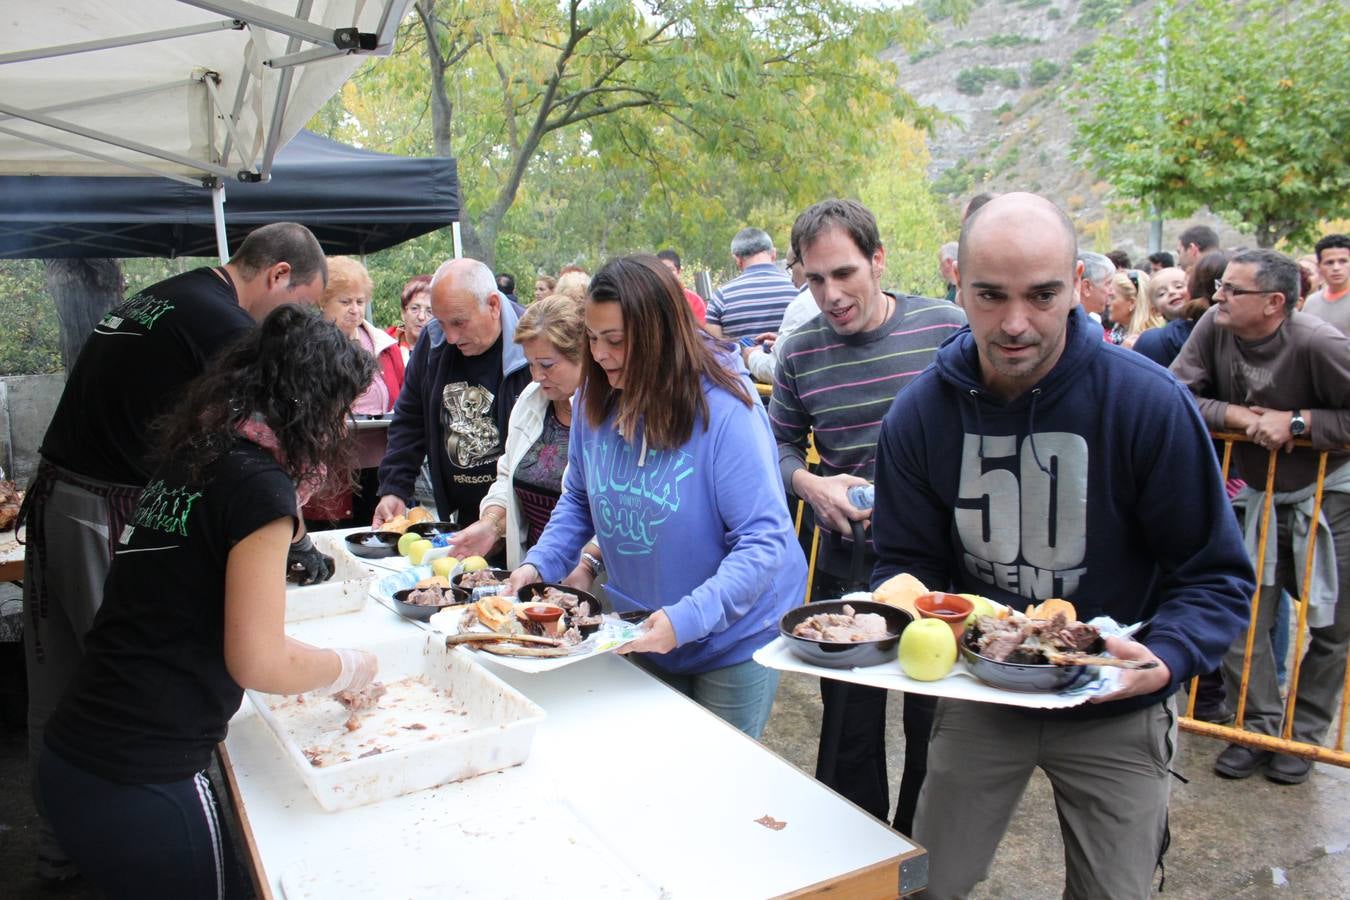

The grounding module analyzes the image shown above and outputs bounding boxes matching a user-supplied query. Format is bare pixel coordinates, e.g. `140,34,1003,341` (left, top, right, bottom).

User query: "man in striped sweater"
705,227,799,340
770,198,966,834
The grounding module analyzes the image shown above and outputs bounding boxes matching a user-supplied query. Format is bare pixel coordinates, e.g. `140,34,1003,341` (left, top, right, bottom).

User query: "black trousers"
811,568,934,836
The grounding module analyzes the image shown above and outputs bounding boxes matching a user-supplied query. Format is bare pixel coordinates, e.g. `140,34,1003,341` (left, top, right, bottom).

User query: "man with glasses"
1172,249,1350,785
1076,250,1115,338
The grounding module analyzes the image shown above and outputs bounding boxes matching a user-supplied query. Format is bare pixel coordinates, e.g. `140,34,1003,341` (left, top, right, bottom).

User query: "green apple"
397,532,422,557
898,618,958,681
960,593,1002,626
431,556,459,579
461,555,489,573
407,539,434,566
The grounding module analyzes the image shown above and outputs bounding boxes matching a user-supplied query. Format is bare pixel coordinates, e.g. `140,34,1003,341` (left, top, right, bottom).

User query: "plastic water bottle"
847,483,875,510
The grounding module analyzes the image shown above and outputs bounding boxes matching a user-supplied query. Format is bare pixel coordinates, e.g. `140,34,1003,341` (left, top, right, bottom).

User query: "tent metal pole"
212,182,230,264
220,68,253,169
177,0,343,47
202,73,255,173
452,222,463,259
0,100,237,179
0,19,243,66
0,81,193,125
259,0,313,177
0,124,202,185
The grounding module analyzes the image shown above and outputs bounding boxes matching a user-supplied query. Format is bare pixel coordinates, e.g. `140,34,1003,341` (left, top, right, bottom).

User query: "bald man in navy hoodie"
870,193,1253,899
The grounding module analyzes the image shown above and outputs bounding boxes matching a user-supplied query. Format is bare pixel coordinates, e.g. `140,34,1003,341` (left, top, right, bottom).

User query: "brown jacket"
1170,306,1350,491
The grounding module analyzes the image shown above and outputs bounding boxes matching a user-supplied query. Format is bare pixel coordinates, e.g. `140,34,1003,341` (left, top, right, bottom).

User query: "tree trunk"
42,258,124,372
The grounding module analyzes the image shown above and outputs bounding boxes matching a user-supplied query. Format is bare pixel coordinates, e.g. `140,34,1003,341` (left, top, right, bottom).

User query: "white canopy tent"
0,0,416,260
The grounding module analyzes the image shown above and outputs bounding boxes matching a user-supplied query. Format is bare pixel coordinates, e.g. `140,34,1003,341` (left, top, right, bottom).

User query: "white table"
220,545,926,898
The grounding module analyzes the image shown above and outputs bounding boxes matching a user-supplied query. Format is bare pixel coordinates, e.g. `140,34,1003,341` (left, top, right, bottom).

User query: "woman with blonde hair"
448,294,588,567
1107,269,1161,348
507,255,805,738
554,269,590,303
312,255,399,526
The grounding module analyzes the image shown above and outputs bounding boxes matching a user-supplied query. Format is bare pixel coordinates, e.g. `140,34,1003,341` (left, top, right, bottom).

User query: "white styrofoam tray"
283,534,372,623
247,632,546,811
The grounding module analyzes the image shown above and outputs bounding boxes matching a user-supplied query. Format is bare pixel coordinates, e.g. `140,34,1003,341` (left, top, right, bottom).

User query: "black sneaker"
1214,743,1271,779
1265,753,1313,785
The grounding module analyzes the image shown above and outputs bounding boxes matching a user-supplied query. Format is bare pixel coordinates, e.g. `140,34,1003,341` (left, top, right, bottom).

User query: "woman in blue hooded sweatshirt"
507,254,806,738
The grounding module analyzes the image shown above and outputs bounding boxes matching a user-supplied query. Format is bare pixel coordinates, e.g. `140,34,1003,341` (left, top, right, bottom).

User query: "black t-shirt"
41,267,254,485
437,334,507,524
45,440,296,783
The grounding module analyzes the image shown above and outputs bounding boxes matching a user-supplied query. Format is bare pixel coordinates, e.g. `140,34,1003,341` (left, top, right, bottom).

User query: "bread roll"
873,573,928,619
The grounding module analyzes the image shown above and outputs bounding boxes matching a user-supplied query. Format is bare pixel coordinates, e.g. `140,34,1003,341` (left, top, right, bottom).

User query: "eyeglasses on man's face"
1214,280,1271,299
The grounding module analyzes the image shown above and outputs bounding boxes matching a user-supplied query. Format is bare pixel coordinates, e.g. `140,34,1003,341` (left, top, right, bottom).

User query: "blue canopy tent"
0,130,459,259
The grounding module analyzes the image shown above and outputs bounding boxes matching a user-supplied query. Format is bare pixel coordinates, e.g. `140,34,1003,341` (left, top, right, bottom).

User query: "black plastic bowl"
407,521,457,540
959,632,1098,692
779,600,912,670
391,586,463,622
344,531,401,559
450,568,513,598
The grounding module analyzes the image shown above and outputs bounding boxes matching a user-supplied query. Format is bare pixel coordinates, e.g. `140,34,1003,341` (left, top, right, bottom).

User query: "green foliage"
956,65,1020,95
1071,0,1350,247
993,102,1013,115
1021,0,1051,7
933,159,989,196
1077,0,1124,28
0,261,62,375
1046,7,1062,19
981,33,1040,47
1028,59,1060,87
317,0,977,270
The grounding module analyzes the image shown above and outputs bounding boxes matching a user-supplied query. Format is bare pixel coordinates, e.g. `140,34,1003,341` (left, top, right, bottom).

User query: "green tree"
1071,0,1350,247
0,261,62,376
321,0,966,267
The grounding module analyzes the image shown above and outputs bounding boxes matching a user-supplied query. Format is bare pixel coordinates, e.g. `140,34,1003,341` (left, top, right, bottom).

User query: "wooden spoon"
1044,651,1158,669
443,632,563,648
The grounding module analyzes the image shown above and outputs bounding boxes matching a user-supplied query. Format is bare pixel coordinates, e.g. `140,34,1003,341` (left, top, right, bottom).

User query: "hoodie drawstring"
968,389,987,460
966,386,1055,482
1026,388,1055,481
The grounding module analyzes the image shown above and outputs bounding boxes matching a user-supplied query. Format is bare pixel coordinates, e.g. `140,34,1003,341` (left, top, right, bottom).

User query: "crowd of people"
16,194,1350,897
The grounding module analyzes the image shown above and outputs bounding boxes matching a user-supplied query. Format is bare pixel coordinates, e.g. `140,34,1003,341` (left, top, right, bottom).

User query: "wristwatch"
1290,411,1307,437
580,551,605,578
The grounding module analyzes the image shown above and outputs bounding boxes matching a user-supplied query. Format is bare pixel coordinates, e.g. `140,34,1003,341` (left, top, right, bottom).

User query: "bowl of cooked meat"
451,568,513,601
391,583,465,622
960,607,1105,692
516,583,606,636
779,600,913,669
344,531,401,559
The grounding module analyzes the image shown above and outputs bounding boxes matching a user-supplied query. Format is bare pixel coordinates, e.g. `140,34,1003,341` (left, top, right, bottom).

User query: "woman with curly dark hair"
38,305,381,897
507,255,806,738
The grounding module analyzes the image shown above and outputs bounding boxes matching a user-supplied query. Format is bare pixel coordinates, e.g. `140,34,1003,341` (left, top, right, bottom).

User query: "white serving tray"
247,632,545,811
754,635,1122,710
283,535,372,622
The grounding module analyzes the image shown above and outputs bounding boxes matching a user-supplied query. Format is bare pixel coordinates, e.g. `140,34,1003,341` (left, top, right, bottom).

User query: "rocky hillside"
888,0,1242,259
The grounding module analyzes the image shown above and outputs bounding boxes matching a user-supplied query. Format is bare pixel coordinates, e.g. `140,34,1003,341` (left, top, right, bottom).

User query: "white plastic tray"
283,535,372,622
754,635,1122,709
247,632,545,811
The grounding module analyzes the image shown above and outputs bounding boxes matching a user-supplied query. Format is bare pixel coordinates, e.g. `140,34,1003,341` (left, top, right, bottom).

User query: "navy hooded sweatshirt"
871,306,1254,717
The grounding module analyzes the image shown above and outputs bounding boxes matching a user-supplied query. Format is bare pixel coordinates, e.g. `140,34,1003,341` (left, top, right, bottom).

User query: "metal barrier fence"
1181,430,1350,768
